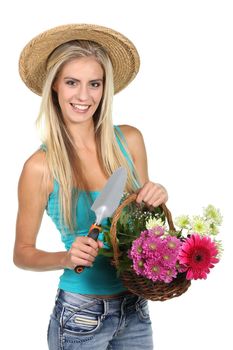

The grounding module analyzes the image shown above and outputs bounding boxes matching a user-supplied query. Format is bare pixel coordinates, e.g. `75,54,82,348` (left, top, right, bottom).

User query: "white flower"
203,205,223,225
146,217,165,230
192,216,209,234
214,240,224,258
208,222,220,236
174,215,190,229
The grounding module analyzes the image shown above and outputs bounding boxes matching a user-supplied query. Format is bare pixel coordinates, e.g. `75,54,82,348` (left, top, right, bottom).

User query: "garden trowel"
74,167,127,273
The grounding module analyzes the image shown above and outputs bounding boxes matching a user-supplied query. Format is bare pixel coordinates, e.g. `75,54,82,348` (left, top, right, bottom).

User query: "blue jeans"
48,289,153,349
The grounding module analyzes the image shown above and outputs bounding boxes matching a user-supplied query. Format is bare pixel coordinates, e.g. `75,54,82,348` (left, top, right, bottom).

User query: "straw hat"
19,23,140,96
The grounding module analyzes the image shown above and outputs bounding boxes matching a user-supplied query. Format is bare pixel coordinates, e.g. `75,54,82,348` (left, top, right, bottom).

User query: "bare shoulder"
117,124,144,146
22,149,47,178
118,124,148,183
19,149,53,194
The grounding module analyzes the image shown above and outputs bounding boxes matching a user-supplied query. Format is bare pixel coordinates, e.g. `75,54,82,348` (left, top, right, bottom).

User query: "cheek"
55,83,72,100
61,88,72,101
94,89,103,105
57,92,66,107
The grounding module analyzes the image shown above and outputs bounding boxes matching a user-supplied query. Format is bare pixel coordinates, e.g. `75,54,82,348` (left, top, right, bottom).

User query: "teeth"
72,104,89,110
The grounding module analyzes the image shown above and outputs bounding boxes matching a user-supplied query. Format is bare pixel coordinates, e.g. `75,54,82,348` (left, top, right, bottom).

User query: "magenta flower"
144,259,163,282
148,226,165,237
166,236,182,251
178,233,219,280
161,267,178,283
160,236,182,267
142,235,162,259
129,231,182,283
132,258,145,276
161,249,177,267
129,236,144,260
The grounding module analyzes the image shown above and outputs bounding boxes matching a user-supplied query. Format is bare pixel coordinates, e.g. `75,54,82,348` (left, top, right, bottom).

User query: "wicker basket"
110,193,191,301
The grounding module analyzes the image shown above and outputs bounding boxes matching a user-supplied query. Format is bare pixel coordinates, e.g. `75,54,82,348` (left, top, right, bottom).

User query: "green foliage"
115,255,132,277
100,195,166,267
115,200,165,254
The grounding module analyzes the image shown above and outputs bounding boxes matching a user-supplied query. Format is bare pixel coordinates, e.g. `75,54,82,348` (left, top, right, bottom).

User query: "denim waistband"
56,289,143,316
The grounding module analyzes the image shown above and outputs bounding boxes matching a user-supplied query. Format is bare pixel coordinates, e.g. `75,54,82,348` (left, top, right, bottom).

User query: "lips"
70,103,90,112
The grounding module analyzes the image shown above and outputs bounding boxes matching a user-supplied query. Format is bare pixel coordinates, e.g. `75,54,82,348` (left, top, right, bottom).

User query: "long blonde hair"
37,40,140,232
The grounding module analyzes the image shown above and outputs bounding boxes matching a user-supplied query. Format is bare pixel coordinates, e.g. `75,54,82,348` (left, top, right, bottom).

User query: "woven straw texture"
19,24,140,96
110,193,191,301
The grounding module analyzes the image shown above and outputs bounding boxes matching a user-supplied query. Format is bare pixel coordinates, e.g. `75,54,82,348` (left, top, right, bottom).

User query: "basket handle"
110,193,176,268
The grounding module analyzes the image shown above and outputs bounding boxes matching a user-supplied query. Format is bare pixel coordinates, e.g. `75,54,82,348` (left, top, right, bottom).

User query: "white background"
0,0,232,349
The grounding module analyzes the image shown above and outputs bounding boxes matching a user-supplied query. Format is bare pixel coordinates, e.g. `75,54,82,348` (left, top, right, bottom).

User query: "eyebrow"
64,77,103,82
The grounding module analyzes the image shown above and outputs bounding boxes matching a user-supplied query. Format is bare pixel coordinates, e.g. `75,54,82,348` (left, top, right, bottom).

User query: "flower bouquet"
101,193,223,301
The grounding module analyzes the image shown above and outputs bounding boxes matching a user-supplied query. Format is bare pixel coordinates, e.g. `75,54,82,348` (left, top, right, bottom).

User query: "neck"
67,120,96,150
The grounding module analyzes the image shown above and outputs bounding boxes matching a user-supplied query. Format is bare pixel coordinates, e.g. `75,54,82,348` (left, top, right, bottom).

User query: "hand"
61,236,103,270
136,181,168,207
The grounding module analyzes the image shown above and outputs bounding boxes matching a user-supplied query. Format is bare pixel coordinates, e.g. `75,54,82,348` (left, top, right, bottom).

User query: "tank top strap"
114,125,134,170
40,143,47,152
114,125,140,189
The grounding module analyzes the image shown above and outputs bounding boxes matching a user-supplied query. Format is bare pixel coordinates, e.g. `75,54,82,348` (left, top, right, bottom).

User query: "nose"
76,84,89,101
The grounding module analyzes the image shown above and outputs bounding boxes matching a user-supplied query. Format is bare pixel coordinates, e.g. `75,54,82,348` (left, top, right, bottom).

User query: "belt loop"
101,299,108,321
135,295,141,311
121,296,127,316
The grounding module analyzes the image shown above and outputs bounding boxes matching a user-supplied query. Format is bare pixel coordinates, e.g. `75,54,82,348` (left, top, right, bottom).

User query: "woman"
14,24,168,349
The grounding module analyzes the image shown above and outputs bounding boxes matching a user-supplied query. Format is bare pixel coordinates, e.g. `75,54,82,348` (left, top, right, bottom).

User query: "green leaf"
98,248,114,257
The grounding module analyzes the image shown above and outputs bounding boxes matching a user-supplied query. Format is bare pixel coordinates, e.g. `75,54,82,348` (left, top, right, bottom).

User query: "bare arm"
119,125,168,206
13,151,67,271
14,150,102,272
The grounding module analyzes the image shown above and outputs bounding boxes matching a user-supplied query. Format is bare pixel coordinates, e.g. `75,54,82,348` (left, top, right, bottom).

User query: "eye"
90,81,102,88
65,80,77,86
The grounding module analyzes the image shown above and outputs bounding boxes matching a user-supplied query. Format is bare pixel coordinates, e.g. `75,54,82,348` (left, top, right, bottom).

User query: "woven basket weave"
110,193,191,301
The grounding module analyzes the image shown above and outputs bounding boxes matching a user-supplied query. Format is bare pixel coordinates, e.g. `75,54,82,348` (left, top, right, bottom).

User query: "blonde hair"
37,40,140,232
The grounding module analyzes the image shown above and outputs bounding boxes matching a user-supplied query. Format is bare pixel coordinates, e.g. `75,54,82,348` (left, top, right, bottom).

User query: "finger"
98,240,104,248
74,236,99,250
69,246,96,266
152,196,166,207
153,190,168,207
136,187,150,203
143,189,165,207
86,237,100,249
74,250,96,263
143,187,159,204
137,185,158,204
153,184,168,203
146,184,167,203
70,255,93,268
70,243,98,258
152,200,162,208
70,244,97,259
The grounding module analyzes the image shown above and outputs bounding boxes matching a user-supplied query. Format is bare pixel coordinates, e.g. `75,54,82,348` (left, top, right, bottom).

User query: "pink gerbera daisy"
144,259,163,282
178,233,219,280
148,226,165,237
142,235,162,259
162,267,178,283
129,236,144,260
133,258,145,276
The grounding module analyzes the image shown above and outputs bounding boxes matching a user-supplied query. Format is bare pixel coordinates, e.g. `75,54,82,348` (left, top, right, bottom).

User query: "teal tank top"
45,125,138,295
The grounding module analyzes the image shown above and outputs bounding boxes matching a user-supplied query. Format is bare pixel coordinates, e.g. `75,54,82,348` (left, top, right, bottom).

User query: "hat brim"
19,23,140,95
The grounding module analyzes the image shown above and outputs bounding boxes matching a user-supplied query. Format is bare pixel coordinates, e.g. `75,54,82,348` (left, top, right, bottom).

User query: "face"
53,56,104,127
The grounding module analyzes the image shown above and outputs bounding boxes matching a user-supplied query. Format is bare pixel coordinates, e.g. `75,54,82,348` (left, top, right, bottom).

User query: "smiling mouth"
70,103,90,112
